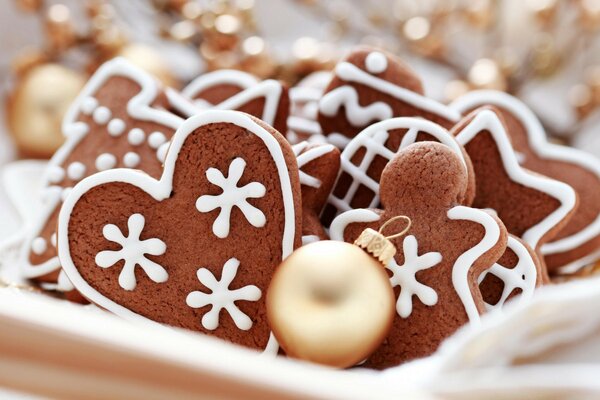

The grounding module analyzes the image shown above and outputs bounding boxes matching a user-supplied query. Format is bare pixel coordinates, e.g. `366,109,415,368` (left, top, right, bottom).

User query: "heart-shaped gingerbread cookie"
58,110,302,351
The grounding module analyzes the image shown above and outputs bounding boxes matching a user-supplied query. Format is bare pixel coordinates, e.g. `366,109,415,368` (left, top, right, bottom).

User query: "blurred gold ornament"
532,33,560,76
580,0,600,30
118,44,177,88
45,3,77,52
527,0,558,25
468,58,506,90
170,20,197,42
464,0,494,29
402,16,444,57
15,0,42,12
6,63,85,158
569,84,595,118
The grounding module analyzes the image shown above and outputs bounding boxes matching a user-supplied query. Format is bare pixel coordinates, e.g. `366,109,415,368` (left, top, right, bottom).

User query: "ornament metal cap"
354,215,411,266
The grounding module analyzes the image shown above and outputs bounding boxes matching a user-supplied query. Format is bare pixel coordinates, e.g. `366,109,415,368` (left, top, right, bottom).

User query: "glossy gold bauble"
6,63,85,158
118,44,178,88
266,240,395,368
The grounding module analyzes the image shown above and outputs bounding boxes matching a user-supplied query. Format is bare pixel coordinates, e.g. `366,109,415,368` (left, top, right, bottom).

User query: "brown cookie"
182,70,290,135
322,117,476,226
20,58,184,294
450,107,578,261
292,141,340,243
450,91,599,273
330,142,508,368
318,47,460,148
57,110,302,351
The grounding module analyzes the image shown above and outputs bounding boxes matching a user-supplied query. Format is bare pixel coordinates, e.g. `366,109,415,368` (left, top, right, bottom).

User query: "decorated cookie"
287,71,331,143
19,58,184,293
182,69,290,135
450,91,600,273
318,47,460,148
292,141,340,244
330,141,508,368
450,107,577,262
57,110,302,351
322,117,475,225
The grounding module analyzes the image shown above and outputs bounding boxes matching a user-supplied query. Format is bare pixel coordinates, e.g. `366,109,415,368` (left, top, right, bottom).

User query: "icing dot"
95,153,117,171
107,118,126,136
61,187,73,201
50,233,57,247
93,106,111,125
46,166,65,184
67,162,86,181
128,128,146,146
156,142,170,163
31,237,47,255
81,97,98,115
123,152,141,168
365,52,388,74
148,131,167,149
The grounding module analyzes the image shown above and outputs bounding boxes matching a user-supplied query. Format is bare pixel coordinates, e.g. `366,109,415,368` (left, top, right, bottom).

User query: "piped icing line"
479,235,537,312
329,60,462,123
454,109,577,250
447,206,502,324
182,69,259,101
327,117,467,216
319,86,393,126
287,116,322,137
292,142,337,188
450,90,600,259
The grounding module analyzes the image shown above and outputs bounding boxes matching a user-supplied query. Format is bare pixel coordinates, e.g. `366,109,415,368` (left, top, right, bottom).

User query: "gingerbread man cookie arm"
454,108,577,249
451,90,600,263
447,206,505,324
58,111,298,346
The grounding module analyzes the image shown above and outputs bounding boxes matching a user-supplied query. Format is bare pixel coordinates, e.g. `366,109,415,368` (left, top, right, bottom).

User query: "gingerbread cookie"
450,91,600,273
450,107,577,260
292,141,340,244
322,117,475,225
318,47,460,148
57,110,302,351
330,141,508,368
19,58,184,293
182,70,290,135
287,71,331,143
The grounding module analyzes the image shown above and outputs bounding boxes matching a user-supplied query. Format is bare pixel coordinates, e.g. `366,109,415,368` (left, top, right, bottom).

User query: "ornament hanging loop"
378,215,411,240
354,215,412,266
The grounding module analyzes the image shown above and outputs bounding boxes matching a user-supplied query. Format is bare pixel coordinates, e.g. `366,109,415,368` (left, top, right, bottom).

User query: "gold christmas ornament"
266,217,411,368
117,44,178,88
6,63,85,158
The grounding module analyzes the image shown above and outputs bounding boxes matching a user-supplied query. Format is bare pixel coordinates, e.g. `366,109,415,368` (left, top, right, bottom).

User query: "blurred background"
2,0,600,164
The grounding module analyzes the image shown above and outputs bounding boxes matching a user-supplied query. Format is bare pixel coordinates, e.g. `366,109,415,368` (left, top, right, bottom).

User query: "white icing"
292,142,337,188
93,106,111,125
327,117,466,217
31,237,47,255
46,165,65,184
450,90,600,266
128,128,146,146
50,233,57,247
95,153,117,171
148,131,167,149
107,118,126,136
447,206,502,324
329,208,382,242
182,69,259,102
58,110,295,355
301,235,320,245
156,142,170,163
320,86,393,126
365,51,388,74
81,97,98,115
287,116,322,137
67,162,86,181
60,187,72,202
196,157,266,238
454,109,576,250
186,258,261,331
20,57,183,280
388,235,441,318
95,213,168,291
479,235,537,312
123,152,140,168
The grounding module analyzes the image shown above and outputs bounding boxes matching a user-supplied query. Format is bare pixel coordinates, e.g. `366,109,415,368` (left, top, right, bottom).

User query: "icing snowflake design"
95,213,168,291
388,235,442,318
196,157,266,238
186,258,262,331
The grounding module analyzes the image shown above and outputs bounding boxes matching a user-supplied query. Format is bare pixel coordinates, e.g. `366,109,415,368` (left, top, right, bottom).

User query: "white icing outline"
326,117,466,216
292,142,337,189
450,90,600,264
19,57,184,279
182,70,259,101
454,109,577,250
58,110,296,350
